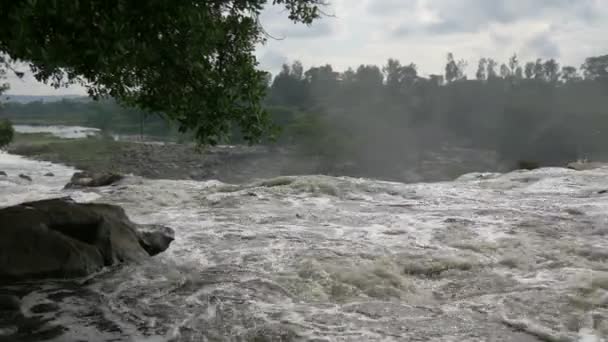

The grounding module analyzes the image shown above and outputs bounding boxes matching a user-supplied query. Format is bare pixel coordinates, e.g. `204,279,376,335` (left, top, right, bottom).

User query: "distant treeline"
1,53,607,175
0,98,183,139
265,53,608,173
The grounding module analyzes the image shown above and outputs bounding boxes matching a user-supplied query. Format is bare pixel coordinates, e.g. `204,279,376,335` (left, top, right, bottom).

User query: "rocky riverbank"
8,133,507,184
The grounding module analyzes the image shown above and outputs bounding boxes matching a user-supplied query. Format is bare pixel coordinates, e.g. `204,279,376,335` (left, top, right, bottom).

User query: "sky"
5,0,608,95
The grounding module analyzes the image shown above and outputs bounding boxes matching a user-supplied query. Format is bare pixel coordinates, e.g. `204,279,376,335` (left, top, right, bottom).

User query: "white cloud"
4,68,85,96
5,0,608,95
257,0,608,77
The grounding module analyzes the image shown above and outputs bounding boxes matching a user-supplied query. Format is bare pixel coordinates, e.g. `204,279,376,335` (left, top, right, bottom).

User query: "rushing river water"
0,151,607,341
13,125,101,139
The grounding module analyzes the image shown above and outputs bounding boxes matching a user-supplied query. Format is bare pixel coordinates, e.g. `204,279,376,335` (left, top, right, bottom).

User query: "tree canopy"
259,53,608,178
0,0,325,144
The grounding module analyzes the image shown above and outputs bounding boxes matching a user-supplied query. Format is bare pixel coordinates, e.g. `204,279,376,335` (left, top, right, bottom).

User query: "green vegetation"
0,0,324,145
10,133,126,171
4,53,607,179
265,54,608,173
0,119,13,148
1,99,184,140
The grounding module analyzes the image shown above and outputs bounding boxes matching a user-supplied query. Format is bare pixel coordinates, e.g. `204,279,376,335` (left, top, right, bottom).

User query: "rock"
65,171,123,188
0,171,6,176
0,295,20,311
137,225,175,256
0,197,174,281
18,174,32,181
44,172,55,177
517,160,540,171
567,161,608,171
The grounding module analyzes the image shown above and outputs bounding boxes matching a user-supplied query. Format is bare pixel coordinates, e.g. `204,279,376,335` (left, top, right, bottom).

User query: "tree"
341,68,356,83
533,59,546,81
0,119,13,149
354,65,384,89
291,61,305,81
508,54,523,81
0,60,8,95
524,62,535,79
0,59,10,148
500,64,511,79
561,66,581,83
0,0,324,145
445,53,458,83
543,59,560,83
445,53,467,83
304,64,339,100
476,58,487,81
508,54,520,75
383,58,404,90
269,61,311,109
514,67,524,81
487,59,498,80
401,63,418,88
581,55,608,80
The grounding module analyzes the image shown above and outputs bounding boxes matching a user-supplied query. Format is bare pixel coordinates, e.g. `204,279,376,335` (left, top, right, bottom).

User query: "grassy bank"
7,133,293,183
9,133,130,173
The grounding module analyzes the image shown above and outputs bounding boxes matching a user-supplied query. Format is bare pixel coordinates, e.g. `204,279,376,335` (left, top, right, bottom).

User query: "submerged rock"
0,171,6,176
18,174,32,181
0,295,20,311
0,197,174,281
567,161,608,171
44,172,55,177
137,224,175,256
65,171,123,188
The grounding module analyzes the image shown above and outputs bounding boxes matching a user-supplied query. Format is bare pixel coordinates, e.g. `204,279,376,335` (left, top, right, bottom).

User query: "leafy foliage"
0,0,324,145
0,119,14,149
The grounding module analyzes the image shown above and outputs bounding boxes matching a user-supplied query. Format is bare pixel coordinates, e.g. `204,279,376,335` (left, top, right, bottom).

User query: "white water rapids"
0,151,607,341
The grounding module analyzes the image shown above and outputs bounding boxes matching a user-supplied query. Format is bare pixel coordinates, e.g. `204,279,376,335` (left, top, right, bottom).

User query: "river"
0,151,606,341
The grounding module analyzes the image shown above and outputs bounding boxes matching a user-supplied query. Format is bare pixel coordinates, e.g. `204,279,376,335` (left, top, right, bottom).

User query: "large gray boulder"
0,198,174,281
65,171,123,188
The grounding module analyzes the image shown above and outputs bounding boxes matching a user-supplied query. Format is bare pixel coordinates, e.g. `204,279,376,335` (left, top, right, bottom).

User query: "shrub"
0,119,14,149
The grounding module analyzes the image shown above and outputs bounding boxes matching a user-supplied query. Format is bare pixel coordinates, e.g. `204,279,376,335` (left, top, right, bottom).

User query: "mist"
264,54,608,181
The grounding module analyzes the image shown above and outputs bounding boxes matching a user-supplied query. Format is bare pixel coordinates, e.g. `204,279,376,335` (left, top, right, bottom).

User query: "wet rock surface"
0,197,173,281
18,174,31,181
137,224,175,256
11,140,507,184
65,171,123,188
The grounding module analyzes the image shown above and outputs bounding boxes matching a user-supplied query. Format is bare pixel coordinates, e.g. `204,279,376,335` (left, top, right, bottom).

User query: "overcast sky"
6,0,608,95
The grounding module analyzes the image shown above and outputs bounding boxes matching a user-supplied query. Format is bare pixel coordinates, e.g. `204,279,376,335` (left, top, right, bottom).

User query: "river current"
0,151,606,341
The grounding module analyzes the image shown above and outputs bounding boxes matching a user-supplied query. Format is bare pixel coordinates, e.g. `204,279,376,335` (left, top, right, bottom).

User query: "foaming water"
0,152,100,207
1,152,607,341
13,125,101,139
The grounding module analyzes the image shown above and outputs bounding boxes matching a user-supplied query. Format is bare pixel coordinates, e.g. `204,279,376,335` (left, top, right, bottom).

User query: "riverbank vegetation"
3,53,608,177
266,54,608,173
0,119,13,148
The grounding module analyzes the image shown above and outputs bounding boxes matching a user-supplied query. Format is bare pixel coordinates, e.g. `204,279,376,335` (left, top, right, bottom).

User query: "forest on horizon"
2,52,608,177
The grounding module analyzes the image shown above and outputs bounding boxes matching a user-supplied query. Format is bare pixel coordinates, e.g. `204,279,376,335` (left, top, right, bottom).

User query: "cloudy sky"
6,0,608,95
